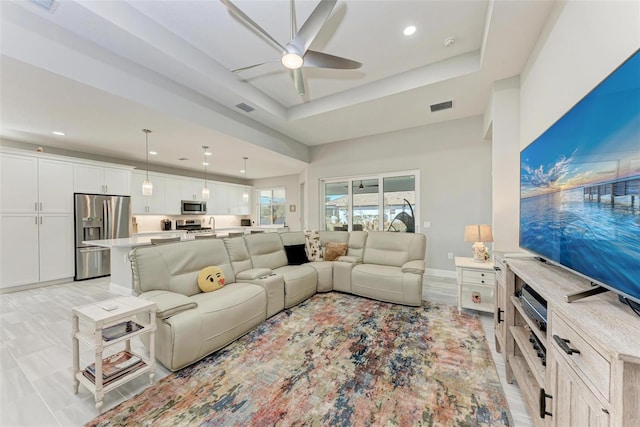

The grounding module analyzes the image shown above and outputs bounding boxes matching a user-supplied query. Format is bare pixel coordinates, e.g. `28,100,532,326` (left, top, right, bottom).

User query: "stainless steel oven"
181,200,207,215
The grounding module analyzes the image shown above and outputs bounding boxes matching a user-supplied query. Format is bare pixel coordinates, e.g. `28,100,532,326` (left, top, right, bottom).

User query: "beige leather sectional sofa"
128,231,426,371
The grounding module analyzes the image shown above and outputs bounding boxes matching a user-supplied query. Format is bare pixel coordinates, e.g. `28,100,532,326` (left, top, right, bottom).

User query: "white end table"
455,256,496,313
72,296,157,412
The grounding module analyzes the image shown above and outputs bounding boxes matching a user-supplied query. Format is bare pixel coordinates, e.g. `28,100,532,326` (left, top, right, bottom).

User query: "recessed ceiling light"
403,26,416,36
52,131,65,136
444,36,456,47
149,151,158,155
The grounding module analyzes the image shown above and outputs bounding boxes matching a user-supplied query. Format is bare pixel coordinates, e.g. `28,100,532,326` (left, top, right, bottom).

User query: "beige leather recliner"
335,231,426,306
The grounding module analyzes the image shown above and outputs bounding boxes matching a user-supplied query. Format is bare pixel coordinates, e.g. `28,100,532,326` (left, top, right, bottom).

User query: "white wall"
521,1,640,148
491,76,521,252
307,116,492,274
251,174,302,231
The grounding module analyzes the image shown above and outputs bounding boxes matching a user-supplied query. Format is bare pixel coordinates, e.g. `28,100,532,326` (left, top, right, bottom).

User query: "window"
322,171,418,232
258,188,286,225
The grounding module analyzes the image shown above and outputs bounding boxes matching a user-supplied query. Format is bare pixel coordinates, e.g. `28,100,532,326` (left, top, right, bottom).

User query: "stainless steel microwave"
181,200,207,215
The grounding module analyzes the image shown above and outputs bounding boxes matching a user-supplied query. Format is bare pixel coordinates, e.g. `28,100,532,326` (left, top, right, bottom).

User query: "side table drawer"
461,284,494,312
461,269,495,285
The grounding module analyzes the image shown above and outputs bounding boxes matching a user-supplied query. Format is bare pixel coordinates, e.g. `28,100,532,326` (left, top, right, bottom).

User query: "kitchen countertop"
89,226,289,248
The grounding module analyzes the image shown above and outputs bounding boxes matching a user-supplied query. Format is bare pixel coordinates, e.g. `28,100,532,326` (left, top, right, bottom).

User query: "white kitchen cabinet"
164,176,205,214
39,158,74,213
74,164,131,195
0,153,38,213
211,183,250,215
0,215,39,287
0,213,74,289
0,150,76,289
38,214,75,282
131,171,165,214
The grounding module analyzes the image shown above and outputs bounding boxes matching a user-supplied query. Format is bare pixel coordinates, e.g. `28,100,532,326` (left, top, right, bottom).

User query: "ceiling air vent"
31,0,60,13
430,100,453,112
235,103,255,113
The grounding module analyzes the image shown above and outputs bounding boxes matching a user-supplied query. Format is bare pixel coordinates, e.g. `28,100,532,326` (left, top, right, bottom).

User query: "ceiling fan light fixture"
281,52,304,69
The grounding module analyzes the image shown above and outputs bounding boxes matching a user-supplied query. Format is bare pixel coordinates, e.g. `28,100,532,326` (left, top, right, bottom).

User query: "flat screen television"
520,49,640,307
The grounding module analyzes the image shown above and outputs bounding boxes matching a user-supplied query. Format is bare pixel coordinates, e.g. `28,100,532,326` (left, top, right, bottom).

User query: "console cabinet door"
0,215,39,288
39,214,74,282
548,346,609,427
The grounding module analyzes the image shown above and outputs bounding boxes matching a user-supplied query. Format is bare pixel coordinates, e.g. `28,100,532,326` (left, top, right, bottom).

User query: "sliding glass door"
322,171,418,232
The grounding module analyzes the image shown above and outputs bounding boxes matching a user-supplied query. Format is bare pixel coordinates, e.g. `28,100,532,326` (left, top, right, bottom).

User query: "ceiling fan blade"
291,68,305,95
232,60,279,73
303,50,361,69
290,0,337,55
220,0,286,52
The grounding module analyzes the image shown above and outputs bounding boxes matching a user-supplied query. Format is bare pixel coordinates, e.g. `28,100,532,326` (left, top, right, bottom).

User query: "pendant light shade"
142,129,153,196
202,146,210,200
242,157,249,201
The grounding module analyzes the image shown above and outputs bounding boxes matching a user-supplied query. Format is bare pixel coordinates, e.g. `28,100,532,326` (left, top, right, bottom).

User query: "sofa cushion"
351,264,421,306
273,265,318,308
304,230,323,261
362,232,426,267
138,290,198,319
244,233,288,269
197,266,225,292
223,237,253,275
129,239,236,297
324,242,348,261
284,244,309,265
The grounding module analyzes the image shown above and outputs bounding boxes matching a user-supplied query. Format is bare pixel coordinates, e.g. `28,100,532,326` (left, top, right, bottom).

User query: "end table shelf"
72,296,157,412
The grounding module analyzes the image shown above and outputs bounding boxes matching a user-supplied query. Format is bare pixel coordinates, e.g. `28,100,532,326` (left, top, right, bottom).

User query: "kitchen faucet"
208,216,215,229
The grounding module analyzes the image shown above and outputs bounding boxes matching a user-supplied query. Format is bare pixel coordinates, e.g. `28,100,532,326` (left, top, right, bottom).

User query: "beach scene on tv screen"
520,50,640,302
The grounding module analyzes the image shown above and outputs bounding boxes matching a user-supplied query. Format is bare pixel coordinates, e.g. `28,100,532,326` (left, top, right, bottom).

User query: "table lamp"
464,224,493,262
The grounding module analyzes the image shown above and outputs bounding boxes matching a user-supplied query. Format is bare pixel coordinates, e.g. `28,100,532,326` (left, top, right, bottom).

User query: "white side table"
455,256,496,313
72,296,157,412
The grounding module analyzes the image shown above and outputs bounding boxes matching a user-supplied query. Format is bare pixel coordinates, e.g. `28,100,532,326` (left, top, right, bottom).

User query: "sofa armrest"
236,268,273,280
337,255,361,265
402,260,425,275
138,290,198,319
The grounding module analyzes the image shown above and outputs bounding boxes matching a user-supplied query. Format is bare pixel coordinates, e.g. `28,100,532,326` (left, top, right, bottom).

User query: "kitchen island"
86,233,190,295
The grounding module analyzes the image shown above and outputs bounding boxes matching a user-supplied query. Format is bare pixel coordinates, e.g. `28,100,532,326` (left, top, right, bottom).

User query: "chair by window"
150,237,181,245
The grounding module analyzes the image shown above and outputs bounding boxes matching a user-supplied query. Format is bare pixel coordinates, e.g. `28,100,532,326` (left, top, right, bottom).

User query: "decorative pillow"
284,244,309,265
197,266,225,292
304,230,323,261
324,242,348,261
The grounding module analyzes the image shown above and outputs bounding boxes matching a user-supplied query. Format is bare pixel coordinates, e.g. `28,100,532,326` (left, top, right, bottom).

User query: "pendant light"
141,129,153,196
242,157,249,201
201,146,210,200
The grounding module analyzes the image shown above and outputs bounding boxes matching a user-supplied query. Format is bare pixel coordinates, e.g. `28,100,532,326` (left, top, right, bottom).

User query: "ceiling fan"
220,0,362,96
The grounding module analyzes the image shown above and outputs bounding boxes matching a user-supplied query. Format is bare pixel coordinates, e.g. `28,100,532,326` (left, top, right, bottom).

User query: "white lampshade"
242,191,249,202
464,224,493,243
142,179,153,196
202,186,210,200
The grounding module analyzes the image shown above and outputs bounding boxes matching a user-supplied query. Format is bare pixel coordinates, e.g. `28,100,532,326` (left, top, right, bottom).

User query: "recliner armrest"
402,260,425,275
337,255,361,265
138,290,198,319
236,268,273,280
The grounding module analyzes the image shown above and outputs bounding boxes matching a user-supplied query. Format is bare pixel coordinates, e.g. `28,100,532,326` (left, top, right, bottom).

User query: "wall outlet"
447,252,454,260
423,221,431,228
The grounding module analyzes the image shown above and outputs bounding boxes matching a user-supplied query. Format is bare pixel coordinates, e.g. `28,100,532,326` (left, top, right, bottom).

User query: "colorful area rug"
87,293,511,426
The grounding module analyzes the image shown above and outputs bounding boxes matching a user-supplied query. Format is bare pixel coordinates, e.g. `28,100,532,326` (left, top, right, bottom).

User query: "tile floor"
0,276,533,426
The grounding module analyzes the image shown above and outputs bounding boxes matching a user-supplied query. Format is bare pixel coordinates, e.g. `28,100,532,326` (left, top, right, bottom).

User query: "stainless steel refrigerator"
74,193,131,280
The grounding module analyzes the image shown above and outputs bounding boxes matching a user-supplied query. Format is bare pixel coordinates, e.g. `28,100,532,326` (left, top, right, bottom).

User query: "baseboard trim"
0,277,72,294
109,282,133,296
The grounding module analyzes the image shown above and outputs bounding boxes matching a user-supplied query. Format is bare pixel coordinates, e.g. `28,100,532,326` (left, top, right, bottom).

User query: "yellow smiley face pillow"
197,266,226,292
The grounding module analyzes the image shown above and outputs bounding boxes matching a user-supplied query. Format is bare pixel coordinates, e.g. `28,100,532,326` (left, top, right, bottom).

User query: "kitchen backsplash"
133,215,252,233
